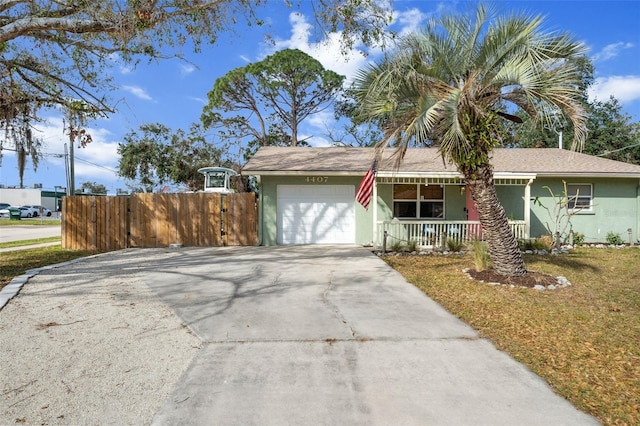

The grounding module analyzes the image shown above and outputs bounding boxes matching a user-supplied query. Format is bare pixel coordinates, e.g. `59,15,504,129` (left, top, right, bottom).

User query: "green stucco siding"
258,175,373,246
256,175,640,245
530,178,640,243
375,184,394,221
496,186,525,221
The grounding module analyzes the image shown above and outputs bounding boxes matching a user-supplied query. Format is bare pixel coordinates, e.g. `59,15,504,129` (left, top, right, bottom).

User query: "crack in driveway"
199,335,482,344
322,271,357,337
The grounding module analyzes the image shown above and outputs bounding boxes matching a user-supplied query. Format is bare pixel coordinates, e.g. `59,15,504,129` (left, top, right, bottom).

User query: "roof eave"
241,170,364,176
537,172,640,179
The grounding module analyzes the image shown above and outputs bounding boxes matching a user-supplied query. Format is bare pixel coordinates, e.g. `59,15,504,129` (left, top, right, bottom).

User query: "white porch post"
372,179,378,246
524,179,533,239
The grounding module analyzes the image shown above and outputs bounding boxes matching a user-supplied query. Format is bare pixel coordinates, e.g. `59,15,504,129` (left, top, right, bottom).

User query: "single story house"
242,147,640,247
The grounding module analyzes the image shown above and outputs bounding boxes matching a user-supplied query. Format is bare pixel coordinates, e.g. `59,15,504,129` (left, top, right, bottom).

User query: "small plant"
536,235,554,251
519,239,535,251
471,239,490,271
390,239,405,252
606,232,624,245
446,238,464,252
570,231,585,246
533,181,587,249
406,239,418,252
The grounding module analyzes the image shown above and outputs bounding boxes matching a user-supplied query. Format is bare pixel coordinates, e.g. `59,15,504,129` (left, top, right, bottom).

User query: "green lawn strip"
385,248,640,426
0,219,61,226
0,236,61,249
0,246,102,290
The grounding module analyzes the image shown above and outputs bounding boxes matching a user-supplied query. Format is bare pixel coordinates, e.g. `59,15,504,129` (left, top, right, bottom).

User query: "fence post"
382,230,388,253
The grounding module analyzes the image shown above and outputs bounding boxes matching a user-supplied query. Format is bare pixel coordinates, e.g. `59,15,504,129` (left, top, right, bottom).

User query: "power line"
74,155,119,174
596,142,640,157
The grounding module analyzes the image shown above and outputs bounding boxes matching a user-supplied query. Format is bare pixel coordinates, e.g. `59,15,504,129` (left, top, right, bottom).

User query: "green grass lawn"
386,248,640,426
1,246,101,290
0,218,61,226
0,236,61,249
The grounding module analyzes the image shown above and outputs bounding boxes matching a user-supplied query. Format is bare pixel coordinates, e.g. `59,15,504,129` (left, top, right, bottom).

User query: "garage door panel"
277,185,355,244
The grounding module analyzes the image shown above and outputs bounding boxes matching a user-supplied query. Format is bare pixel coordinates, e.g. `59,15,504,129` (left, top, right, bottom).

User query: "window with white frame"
393,184,444,219
567,183,592,211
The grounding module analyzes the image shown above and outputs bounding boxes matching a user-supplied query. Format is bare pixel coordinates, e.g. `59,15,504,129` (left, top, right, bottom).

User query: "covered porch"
376,219,528,250
370,173,536,250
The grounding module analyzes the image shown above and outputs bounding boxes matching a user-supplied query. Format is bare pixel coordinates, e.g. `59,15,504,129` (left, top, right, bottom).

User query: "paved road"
0,224,61,243
138,245,599,425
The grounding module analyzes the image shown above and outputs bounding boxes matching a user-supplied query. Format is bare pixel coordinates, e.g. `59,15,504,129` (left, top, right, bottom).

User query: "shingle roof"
242,146,640,177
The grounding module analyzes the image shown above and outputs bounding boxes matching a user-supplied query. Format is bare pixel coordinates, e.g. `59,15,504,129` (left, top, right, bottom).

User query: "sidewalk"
0,241,60,252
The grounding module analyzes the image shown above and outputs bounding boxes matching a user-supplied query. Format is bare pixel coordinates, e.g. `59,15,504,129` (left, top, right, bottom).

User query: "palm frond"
352,2,588,165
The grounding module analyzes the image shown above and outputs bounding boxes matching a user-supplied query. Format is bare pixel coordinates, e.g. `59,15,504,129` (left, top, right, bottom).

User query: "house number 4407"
305,176,328,183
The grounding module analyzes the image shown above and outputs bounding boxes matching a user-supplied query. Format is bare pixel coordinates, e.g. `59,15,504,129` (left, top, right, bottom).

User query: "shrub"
471,240,491,271
606,232,624,245
390,240,405,252
536,235,554,251
407,239,418,252
519,239,535,251
571,231,585,246
521,237,552,251
446,238,464,252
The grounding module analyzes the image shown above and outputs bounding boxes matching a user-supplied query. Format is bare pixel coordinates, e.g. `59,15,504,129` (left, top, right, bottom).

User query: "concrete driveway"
141,245,597,425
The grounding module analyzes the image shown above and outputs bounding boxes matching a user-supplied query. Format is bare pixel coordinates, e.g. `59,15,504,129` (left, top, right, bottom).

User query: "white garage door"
277,185,355,244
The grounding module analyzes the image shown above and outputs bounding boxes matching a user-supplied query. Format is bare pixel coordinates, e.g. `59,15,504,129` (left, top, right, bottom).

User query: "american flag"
356,160,377,210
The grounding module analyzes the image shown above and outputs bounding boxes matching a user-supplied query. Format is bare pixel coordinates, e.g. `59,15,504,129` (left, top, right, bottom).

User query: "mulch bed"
466,269,559,288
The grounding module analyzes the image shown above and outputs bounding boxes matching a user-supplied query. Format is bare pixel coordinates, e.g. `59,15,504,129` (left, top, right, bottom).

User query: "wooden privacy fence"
62,192,258,250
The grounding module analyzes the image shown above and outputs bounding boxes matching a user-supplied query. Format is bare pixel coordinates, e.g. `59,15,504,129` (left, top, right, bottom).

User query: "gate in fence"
62,192,258,250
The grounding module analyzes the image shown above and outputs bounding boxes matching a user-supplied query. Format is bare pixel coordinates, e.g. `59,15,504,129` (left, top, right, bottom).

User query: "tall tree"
582,97,639,164
354,4,587,277
118,123,226,192
80,181,108,195
201,48,345,155
330,86,384,147
0,1,392,171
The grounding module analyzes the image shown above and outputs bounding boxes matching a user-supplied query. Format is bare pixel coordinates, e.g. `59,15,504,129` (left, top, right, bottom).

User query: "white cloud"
180,63,196,76
188,96,207,105
306,110,335,131
393,8,429,37
108,53,134,75
30,116,122,185
592,42,634,62
589,75,640,104
300,133,333,147
122,85,153,101
267,13,371,84
264,6,429,85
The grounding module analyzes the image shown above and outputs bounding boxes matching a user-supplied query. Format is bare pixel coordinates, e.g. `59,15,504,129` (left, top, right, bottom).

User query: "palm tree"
354,4,587,277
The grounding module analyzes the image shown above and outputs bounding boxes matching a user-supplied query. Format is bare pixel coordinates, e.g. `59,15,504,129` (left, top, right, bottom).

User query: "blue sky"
1,0,639,194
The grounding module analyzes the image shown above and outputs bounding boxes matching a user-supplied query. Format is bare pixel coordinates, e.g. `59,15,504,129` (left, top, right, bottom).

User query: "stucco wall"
256,175,640,245
530,177,640,243
0,188,41,206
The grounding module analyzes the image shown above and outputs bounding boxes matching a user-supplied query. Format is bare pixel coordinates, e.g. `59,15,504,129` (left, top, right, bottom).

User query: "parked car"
24,204,53,217
18,206,39,218
0,205,15,218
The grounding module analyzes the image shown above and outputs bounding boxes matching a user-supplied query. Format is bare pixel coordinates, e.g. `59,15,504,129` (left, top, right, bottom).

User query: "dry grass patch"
385,248,640,426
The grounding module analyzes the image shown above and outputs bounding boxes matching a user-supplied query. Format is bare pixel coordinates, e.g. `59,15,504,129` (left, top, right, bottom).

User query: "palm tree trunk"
464,163,527,277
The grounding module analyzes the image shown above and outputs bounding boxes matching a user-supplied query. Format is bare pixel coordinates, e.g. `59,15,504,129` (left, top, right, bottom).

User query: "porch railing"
377,220,527,250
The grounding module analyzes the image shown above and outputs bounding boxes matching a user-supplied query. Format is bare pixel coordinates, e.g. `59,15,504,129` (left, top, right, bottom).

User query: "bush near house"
386,248,640,426
606,231,624,245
